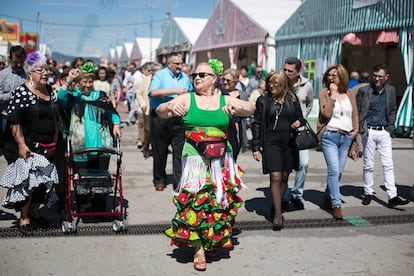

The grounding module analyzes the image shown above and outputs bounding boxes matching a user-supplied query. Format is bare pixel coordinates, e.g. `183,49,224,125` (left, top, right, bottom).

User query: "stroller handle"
73,147,117,155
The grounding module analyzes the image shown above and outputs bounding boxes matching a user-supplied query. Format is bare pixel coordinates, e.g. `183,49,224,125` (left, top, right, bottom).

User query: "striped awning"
342,29,399,45
276,0,414,41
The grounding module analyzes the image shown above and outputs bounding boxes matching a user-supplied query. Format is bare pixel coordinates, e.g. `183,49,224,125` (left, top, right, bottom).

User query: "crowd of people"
0,46,411,271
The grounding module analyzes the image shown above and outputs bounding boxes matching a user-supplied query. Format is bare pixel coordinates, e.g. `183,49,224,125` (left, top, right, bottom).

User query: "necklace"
336,94,343,116
199,94,214,109
272,100,283,130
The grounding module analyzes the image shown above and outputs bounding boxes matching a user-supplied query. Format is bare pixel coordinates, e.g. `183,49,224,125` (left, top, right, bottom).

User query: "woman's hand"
113,124,121,137
222,104,236,115
350,129,358,139
329,83,338,100
253,151,261,161
140,103,148,114
18,144,31,161
168,102,186,117
68,68,79,81
291,120,301,129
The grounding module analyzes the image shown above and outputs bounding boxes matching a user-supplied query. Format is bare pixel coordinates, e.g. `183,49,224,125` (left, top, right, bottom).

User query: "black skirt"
261,144,298,174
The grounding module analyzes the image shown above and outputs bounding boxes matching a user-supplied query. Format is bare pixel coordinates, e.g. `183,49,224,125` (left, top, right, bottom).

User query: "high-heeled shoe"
18,223,33,235
272,216,284,231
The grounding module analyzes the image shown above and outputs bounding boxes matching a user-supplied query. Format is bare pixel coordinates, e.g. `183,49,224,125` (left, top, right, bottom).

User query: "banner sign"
0,19,19,43
20,32,38,54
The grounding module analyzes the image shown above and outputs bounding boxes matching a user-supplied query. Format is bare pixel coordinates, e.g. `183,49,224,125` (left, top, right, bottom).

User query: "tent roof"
157,17,207,54
130,37,161,63
192,0,301,52
111,45,123,63
174,17,208,44
124,42,134,58
109,48,116,61
233,0,302,34
115,42,135,63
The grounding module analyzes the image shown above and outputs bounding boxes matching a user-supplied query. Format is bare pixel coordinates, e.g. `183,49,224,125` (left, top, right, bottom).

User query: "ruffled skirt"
165,152,245,250
0,153,59,209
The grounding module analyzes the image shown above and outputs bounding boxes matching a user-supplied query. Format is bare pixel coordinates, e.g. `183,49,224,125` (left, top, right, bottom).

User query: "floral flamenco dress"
165,93,245,251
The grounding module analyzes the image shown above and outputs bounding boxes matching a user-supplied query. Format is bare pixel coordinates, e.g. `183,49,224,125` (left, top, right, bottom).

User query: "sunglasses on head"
191,72,215,79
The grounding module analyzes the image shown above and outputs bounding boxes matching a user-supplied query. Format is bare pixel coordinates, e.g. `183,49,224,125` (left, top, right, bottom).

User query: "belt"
367,125,385,130
327,129,350,135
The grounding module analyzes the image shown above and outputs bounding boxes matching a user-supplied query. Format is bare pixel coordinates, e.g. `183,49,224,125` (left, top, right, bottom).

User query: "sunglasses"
191,72,215,79
222,78,234,83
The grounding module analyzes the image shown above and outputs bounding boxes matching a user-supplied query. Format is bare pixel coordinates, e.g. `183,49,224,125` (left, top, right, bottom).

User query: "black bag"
291,121,319,150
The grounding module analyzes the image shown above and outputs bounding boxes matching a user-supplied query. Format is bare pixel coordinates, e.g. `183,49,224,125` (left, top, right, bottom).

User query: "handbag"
347,138,359,161
291,120,320,150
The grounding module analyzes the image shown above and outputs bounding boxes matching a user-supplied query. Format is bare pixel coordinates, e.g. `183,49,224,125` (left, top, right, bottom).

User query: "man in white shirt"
282,57,314,211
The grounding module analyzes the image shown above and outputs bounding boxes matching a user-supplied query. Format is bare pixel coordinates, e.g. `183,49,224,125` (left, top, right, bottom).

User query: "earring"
29,77,33,87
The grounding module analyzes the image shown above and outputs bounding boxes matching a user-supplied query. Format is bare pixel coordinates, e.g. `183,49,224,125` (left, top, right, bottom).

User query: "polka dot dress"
7,85,57,115
0,153,59,208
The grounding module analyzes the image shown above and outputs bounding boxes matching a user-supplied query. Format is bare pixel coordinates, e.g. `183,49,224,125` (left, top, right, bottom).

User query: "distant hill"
51,51,101,65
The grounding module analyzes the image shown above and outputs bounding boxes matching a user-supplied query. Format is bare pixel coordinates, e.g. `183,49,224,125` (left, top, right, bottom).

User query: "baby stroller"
61,137,127,233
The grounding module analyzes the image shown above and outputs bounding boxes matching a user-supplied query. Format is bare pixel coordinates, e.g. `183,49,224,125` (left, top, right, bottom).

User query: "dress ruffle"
165,151,245,250
0,153,59,208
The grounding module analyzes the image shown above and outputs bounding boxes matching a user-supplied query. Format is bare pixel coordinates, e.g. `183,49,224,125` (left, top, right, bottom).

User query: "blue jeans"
321,131,353,207
292,149,309,199
283,149,309,201
126,91,137,123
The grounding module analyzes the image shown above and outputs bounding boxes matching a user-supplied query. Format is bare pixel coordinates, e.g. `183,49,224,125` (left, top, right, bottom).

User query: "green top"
183,92,229,131
182,93,231,157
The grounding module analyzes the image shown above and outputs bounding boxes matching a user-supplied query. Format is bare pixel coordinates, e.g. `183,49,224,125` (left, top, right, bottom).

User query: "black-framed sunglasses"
222,78,234,83
191,72,215,80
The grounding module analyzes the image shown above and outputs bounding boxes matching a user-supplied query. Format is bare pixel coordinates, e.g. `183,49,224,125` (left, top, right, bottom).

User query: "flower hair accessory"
26,52,42,65
80,62,95,74
25,52,47,72
208,59,223,75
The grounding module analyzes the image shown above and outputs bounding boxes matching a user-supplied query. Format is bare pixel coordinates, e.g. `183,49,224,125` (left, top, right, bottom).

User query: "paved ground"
0,104,413,275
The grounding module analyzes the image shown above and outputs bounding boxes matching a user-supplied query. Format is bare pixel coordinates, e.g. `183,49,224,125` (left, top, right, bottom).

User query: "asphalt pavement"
0,104,413,275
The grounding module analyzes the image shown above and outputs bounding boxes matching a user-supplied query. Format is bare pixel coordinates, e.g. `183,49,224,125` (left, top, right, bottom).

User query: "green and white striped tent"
275,0,414,128
395,28,413,137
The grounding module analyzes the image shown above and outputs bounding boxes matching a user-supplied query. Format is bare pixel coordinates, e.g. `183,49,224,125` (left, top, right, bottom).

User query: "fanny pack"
32,142,56,158
187,137,227,159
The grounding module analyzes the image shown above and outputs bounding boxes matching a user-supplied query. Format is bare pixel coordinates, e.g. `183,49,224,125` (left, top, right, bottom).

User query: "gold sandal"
193,248,206,271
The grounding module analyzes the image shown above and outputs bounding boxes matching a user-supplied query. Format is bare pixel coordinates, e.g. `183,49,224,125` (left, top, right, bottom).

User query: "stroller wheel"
62,221,77,233
112,220,127,232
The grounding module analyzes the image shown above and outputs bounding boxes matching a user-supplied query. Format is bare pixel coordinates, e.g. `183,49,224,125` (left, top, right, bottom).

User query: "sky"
1,0,217,58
